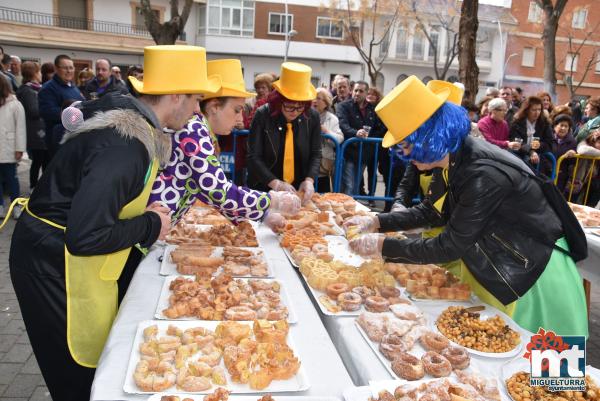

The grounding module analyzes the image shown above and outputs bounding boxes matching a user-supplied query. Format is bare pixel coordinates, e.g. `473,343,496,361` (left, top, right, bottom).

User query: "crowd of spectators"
1,43,600,220
470,85,600,206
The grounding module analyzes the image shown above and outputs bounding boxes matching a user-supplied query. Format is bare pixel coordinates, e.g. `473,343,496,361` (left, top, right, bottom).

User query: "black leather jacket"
378,137,563,305
246,104,322,191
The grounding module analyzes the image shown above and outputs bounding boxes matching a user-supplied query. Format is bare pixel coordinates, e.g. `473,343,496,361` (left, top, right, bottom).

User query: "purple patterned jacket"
148,113,271,223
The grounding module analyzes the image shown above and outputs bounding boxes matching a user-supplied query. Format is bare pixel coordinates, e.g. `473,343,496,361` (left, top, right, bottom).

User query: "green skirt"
512,237,588,337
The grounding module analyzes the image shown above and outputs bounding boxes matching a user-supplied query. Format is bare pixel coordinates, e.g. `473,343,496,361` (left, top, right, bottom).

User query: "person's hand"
349,234,384,256
390,203,407,213
530,151,540,164
298,179,315,205
321,124,330,134
15,151,23,161
356,129,368,138
508,141,521,150
269,179,296,193
149,209,172,241
263,211,286,232
531,140,540,150
343,215,379,234
564,150,577,158
269,191,301,216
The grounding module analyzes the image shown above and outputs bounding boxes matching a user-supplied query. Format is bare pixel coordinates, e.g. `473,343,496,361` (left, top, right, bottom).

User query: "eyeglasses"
282,103,304,113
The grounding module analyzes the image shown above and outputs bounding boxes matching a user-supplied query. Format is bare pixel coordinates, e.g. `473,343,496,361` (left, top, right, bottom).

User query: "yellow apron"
1,160,158,368
418,170,516,315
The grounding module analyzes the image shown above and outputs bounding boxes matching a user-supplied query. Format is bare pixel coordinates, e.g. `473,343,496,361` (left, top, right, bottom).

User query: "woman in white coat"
313,88,344,192
0,76,26,218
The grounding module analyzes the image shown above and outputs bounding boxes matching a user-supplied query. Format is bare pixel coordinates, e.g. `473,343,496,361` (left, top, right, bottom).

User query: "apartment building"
371,1,517,97
0,0,194,72
0,0,363,90
504,0,600,103
196,0,363,90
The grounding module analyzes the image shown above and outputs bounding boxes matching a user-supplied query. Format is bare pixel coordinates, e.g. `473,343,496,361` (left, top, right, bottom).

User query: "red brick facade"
504,0,600,103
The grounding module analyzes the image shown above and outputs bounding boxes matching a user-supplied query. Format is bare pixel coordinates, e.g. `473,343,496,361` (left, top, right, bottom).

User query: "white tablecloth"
578,231,600,283
90,224,354,401
320,304,534,387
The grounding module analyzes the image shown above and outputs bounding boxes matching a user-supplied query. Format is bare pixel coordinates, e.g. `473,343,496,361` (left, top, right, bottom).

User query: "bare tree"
536,0,568,100
327,0,402,87
457,0,479,103
408,0,459,80
556,21,600,99
140,0,193,45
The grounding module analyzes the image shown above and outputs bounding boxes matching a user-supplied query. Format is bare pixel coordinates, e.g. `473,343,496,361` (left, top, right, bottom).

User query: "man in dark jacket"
9,45,210,401
81,58,129,100
38,54,85,159
336,80,386,195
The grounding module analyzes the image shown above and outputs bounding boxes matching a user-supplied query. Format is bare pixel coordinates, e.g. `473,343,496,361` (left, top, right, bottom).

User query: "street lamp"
500,53,518,88
284,29,298,62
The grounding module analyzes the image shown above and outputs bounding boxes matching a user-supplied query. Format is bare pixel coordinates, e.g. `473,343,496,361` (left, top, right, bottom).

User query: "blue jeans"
0,163,19,206
341,159,367,195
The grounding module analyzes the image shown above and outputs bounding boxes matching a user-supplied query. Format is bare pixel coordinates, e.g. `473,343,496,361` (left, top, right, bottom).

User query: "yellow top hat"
376,76,450,148
426,80,464,105
203,59,255,100
129,45,219,95
272,62,317,101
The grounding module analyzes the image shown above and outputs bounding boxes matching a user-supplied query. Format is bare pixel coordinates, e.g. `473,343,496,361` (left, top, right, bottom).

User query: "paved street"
0,161,599,400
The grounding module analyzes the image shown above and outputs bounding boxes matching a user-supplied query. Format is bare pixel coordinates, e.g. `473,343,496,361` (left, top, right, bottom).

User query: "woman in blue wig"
346,76,588,337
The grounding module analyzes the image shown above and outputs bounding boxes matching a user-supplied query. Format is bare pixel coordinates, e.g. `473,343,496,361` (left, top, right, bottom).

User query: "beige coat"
0,95,26,163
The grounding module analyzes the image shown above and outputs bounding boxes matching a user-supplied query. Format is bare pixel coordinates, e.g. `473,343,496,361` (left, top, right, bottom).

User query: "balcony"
0,5,185,53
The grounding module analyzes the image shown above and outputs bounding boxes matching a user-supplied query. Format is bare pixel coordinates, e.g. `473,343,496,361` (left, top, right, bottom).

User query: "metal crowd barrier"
555,153,600,204
220,130,343,189
332,137,395,202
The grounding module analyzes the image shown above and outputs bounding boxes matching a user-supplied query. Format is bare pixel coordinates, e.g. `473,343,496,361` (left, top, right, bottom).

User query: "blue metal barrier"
218,129,250,184
536,152,557,180
314,133,342,192
332,137,395,202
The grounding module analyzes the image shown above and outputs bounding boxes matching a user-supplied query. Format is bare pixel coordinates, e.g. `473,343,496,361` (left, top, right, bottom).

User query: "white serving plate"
302,280,406,317
160,245,273,278
355,316,434,381
154,276,297,324
166,224,260,247
433,305,524,359
281,235,367,270
123,320,310,395
342,386,372,401
148,395,339,401
501,357,600,401
148,395,338,401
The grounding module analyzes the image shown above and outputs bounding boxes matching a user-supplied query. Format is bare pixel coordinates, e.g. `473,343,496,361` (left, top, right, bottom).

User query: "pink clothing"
477,115,509,149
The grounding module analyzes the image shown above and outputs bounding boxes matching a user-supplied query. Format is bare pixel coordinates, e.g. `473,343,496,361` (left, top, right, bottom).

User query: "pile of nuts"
506,371,599,401
435,306,521,353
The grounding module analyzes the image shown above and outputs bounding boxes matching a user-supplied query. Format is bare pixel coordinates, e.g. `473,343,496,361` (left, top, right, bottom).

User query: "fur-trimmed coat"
19,93,165,264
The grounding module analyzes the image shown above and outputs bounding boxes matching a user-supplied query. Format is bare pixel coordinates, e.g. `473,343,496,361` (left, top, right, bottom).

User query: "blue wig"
398,102,471,164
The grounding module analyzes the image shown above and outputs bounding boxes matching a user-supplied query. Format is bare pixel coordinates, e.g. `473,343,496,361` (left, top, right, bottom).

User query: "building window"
522,47,536,67
204,0,253,36
428,26,440,60
527,1,543,23
316,17,343,40
596,51,600,73
412,31,425,60
396,74,408,84
269,12,293,35
396,26,408,59
204,0,254,37
565,53,578,72
422,76,433,84
572,8,587,29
